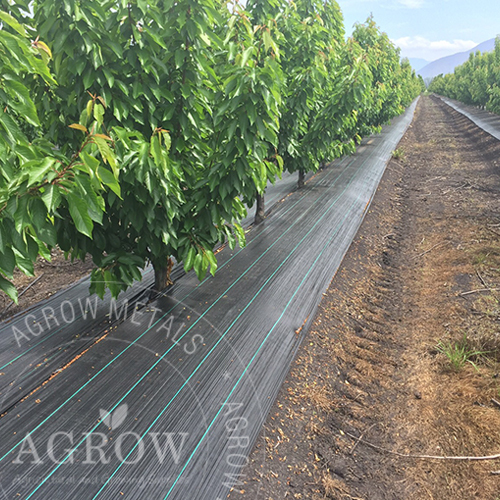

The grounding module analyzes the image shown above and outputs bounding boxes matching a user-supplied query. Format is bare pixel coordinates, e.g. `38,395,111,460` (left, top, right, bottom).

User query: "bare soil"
0,249,94,320
229,95,500,500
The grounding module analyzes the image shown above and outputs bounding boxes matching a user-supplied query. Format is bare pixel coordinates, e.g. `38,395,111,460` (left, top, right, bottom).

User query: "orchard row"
429,37,500,113
0,0,424,301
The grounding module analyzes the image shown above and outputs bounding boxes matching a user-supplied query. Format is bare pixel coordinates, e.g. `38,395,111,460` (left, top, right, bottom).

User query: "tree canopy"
0,1,423,302
429,37,500,114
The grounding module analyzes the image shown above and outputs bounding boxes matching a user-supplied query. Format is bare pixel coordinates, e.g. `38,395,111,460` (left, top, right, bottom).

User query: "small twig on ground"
383,233,395,239
459,288,500,297
492,399,500,410
1,273,45,315
350,424,377,455
486,226,500,238
426,176,445,184
490,470,500,475
476,270,489,289
340,428,500,461
413,241,451,260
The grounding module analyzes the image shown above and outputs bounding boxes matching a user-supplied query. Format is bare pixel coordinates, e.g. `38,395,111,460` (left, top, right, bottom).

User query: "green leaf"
4,79,40,126
36,222,57,247
37,239,51,260
183,246,196,272
0,247,16,279
193,253,203,281
81,151,100,174
0,109,27,145
41,184,62,212
0,11,26,36
97,165,121,197
240,46,254,67
234,223,246,248
14,195,29,232
0,223,5,253
93,135,117,172
67,193,94,237
103,67,115,88
28,158,57,185
13,249,34,276
0,274,18,303
161,130,171,152
263,30,272,53
175,49,185,69
29,197,48,229
150,135,163,166
26,233,39,262
94,103,105,125
90,269,106,299
206,249,218,276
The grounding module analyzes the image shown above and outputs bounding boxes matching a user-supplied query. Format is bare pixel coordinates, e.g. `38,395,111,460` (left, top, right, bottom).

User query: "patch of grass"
473,252,490,266
470,246,500,268
391,147,405,160
478,294,500,318
436,333,488,372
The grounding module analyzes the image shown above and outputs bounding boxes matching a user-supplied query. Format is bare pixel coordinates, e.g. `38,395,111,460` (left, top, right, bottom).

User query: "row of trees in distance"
0,0,424,301
429,37,500,114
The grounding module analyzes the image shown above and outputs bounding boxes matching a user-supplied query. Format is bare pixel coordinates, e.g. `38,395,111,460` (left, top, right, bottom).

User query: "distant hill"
418,38,496,80
407,57,429,72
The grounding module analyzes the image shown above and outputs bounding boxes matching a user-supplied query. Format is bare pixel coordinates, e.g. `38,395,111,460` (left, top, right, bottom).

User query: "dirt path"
229,95,500,500
0,249,94,320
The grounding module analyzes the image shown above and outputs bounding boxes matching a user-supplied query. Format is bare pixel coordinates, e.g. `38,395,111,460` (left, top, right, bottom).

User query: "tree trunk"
254,192,265,225
153,257,174,291
298,170,305,189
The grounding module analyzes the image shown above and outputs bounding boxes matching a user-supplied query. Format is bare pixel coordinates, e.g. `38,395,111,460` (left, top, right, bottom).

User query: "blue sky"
338,0,500,62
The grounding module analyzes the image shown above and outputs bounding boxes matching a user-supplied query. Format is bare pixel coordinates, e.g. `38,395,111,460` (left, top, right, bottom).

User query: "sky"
338,0,500,62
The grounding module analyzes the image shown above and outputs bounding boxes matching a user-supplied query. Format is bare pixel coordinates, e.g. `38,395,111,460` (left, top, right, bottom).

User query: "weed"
479,294,500,318
473,252,490,266
436,333,488,371
391,147,405,160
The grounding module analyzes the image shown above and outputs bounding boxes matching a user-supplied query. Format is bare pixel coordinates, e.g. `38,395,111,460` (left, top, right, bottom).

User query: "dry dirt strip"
0,101,417,500
229,95,500,500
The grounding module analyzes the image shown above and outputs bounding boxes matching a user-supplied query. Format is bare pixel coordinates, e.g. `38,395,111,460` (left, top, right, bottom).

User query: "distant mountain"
407,57,429,72
418,38,496,80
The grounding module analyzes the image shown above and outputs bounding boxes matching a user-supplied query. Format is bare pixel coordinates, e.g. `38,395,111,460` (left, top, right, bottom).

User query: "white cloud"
397,0,425,8
392,36,478,61
345,0,425,7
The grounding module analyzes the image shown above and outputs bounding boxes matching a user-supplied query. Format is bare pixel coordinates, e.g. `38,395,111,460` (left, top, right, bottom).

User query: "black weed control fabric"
438,95,500,141
0,271,154,415
0,170,304,416
0,99,418,500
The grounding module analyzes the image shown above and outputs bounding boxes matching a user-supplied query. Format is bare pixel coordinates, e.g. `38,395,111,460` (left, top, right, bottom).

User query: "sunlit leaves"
0,1,423,303
0,12,119,302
